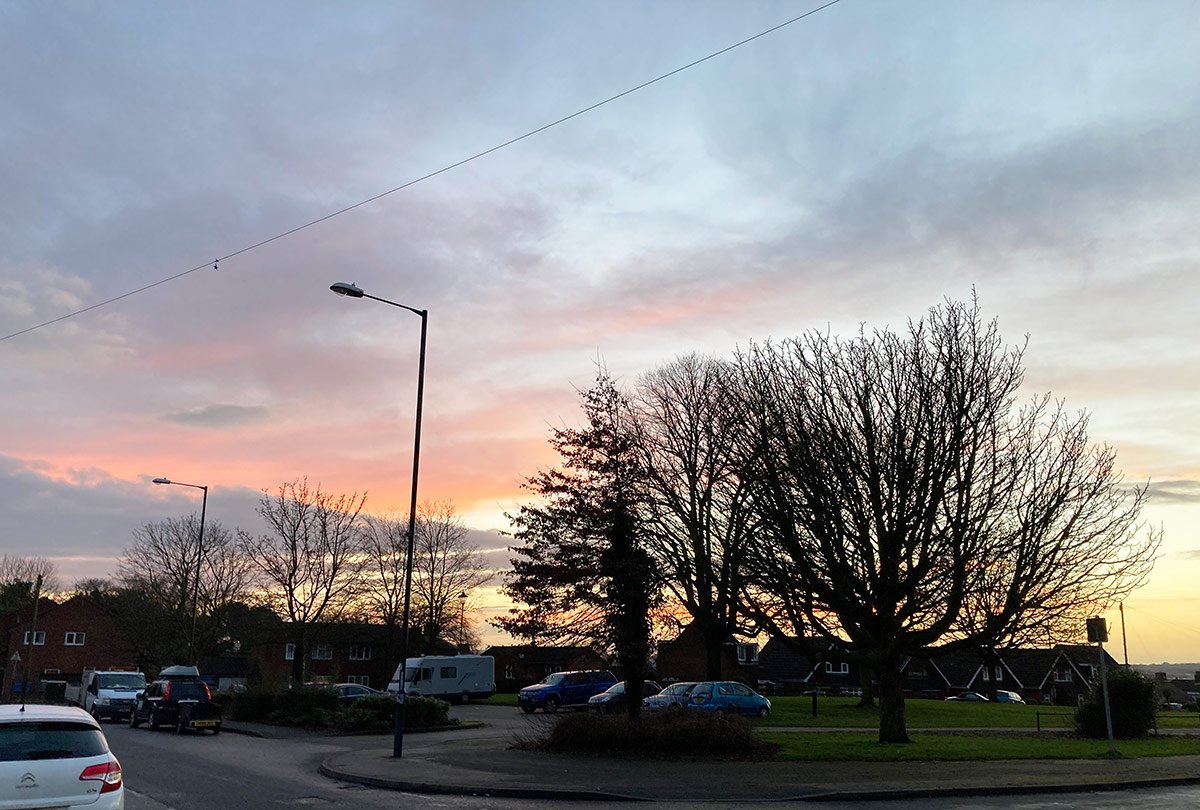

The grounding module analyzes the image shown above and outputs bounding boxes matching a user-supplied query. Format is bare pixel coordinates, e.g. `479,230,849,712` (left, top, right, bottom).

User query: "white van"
388,655,495,704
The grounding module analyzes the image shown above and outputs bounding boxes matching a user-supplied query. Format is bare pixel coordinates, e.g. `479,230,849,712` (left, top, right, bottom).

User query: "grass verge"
764,730,1200,761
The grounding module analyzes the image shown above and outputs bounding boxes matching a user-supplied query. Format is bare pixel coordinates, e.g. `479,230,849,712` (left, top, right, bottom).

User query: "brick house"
483,645,607,691
757,638,865,694
246,623,397,689
0,594,134,699
655,622,760,685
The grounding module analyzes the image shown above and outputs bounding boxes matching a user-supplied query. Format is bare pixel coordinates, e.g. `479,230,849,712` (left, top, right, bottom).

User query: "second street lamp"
330,281,427,759
152,476,208,665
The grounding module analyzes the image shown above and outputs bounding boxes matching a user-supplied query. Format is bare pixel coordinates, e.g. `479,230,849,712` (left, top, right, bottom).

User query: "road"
102,705,1200,810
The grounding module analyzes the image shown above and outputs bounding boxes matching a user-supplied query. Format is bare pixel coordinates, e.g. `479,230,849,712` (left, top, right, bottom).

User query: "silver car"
0,704,124,808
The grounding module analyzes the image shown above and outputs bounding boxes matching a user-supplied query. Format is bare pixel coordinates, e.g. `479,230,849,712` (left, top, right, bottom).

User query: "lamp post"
458,591,468,653
152,477,208,665
330,281,427,759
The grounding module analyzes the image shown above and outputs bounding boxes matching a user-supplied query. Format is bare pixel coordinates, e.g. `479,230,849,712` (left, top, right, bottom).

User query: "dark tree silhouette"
496,371,658,718
737,299,1159,743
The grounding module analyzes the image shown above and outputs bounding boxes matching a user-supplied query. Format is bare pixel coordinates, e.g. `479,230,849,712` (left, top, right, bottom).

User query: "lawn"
763,730,1200,761
763,696,1200,732
478,691,519,706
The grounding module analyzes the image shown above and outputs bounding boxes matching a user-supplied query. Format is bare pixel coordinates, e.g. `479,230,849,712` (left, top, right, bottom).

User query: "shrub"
1075,667,1157,739
525,711,777,760
404,695,452,729
227,686,277,722
268,685,340,728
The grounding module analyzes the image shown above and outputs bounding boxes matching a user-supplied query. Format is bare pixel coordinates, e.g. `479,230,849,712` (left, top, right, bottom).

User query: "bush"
1075,667,1157,739
227,686,278,723
524,711,778,760
404,695,452,729
268,685,340,728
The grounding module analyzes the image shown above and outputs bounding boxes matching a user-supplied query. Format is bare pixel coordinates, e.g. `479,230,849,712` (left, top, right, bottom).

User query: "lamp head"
330,282,365,298
152,477,171,485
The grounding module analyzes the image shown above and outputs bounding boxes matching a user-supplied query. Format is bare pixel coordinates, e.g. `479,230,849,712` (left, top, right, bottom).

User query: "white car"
0,704,124,808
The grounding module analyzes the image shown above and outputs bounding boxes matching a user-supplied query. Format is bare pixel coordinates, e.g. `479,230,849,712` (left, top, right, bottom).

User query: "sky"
2,1,1198,663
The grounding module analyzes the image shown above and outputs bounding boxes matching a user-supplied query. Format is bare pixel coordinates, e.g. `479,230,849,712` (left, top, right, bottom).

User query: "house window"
349,644,371,661
23,631,45,646
312,644,334,661
504,665,515,680
736,643,759,664
982,668,989,682
347,675,370,686
64,632,86,647
908,665,927,678
284,643,296,661
1055,668,1073,682
994,666,1003,683
825,662,849,675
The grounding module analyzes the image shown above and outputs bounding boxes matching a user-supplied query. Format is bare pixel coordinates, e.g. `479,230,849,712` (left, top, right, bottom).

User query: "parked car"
643,681,698,712
945,691,988,702
687,681,772,718
329,683,390,703
588,680,662,713
994,690,1026,704
517,670,617,713
0,704,124,809
129,666,223,734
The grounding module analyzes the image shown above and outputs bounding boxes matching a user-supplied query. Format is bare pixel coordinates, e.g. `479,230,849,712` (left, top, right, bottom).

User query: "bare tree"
240,479,367,684
0,555,59,594
409,500,491,650
633,354,759,679
737,299,1159,743
357,511,409,669
115,515,254,664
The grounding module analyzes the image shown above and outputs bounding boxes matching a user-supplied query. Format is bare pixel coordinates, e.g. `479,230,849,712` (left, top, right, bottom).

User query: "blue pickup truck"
517,669,617,713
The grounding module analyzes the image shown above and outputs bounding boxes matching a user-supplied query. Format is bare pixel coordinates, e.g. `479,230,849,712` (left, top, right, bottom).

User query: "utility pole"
1119,602,1129,667
19,574,43,708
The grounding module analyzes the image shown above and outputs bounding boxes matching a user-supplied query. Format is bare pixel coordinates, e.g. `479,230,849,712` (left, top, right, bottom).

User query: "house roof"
758,638,818,683
483,645,603,665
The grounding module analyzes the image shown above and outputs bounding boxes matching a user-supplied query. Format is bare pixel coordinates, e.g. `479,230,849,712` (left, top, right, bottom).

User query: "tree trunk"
703,620,726,680
857,666,876,708
877,660,909,743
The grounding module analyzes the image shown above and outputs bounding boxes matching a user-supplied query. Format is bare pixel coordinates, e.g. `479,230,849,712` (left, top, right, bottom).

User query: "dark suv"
129,667,222,734
517,669,617,713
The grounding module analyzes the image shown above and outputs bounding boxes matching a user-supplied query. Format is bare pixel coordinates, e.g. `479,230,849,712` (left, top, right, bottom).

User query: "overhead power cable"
1,0,843,344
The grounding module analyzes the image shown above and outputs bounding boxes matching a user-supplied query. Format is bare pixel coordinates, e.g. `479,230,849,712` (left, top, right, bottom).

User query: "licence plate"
193,720,217,727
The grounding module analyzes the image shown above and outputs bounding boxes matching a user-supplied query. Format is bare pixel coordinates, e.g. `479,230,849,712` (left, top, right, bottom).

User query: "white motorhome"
388,655,495,703
64,668,147,721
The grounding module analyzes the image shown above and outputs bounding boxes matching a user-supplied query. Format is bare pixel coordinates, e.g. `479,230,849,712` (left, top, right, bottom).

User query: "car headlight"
99,697,111,705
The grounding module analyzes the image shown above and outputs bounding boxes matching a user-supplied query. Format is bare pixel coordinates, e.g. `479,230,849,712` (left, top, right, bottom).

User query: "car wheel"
148,709,161,730
668,702,683,712
176,716,187,735
543,696,560,714
758,706,771,718
520,705,535,714
460,692,471,705
211,725,221,735
90,705,101,722
128,709,141,729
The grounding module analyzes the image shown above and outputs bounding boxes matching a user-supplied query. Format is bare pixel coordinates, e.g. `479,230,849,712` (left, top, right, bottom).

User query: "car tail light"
163,682,172,701
80,758,123,794
202,682,211,700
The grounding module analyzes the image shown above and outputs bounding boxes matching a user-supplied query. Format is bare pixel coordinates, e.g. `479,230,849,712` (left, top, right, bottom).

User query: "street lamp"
152,477,208,665
330,280,427,759
458,591,468,653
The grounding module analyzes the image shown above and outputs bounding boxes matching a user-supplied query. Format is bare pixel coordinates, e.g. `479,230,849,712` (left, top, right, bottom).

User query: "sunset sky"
2,1,1198,663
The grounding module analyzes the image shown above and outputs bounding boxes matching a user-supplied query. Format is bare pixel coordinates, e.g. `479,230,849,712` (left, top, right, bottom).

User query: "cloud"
162,404,271,428
1147,480,1200,505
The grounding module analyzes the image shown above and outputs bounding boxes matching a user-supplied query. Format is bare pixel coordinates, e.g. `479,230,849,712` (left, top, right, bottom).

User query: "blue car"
517,670,617,713
687,681,772,718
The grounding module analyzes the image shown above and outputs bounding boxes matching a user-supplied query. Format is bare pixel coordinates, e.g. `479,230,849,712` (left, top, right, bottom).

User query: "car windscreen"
604,682,625,694
666,683,695,695
0,721,109,761
97,673,145,690
538,674,564,686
